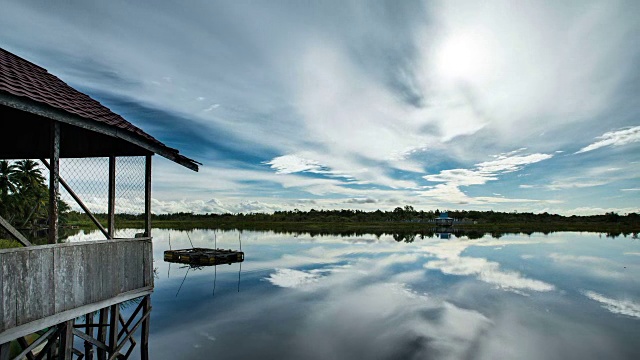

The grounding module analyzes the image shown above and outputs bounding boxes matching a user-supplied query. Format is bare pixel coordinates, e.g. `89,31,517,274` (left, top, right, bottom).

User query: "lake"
71,229,640,359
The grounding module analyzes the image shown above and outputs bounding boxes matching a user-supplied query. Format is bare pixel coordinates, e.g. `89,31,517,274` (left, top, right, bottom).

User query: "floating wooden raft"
164,247,244,266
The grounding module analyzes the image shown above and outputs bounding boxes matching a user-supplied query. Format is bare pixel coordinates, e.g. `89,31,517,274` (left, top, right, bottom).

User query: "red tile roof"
0,47,198,169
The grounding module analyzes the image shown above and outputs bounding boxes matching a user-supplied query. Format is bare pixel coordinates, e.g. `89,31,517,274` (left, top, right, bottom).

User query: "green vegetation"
0,160,70,241
66,206,640,237
0,238,22,249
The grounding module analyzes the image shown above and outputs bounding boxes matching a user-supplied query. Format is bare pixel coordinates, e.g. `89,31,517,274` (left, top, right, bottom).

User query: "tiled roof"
0,48,198,169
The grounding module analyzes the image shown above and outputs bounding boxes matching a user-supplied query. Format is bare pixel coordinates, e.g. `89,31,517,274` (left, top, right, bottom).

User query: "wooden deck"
0,238,153,344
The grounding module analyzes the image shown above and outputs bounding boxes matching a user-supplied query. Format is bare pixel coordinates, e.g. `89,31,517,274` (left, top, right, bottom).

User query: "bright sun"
436,32,492,82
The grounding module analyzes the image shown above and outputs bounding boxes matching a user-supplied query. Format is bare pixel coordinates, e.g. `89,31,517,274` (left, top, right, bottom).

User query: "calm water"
76,229,640,359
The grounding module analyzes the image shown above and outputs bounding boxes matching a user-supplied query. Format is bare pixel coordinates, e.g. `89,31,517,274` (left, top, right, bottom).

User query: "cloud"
345,198,378,204
265,268,323,288
264,154,324,174
421,151,553,204
549,253,625,279
475,153,553,174
424,168,497,186
584,291,640,319
421,238,556,294
576,126,640,154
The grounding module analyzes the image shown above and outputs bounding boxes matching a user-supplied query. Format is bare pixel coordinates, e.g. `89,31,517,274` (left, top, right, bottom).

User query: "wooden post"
48,120,60,244
85,312,95,360
108,305,119,358
140,295,151,360
58,320,74,360
97,308,109,360
107,156,116,239
144,155,152,238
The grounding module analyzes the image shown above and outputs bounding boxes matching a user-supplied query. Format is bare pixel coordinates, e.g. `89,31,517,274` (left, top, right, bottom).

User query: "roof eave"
0,91,199,172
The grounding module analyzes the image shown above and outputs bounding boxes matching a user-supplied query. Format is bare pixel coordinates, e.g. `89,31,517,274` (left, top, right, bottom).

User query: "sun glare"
436,32,492,82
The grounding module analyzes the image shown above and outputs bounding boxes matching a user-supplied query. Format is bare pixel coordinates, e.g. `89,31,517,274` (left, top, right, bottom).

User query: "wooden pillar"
85,312,95,360
48,121,60,244
97,308,109,360
108,304,120,358
107,156,116,239
58,320,74,360
140,295,151,360
144,155,152,237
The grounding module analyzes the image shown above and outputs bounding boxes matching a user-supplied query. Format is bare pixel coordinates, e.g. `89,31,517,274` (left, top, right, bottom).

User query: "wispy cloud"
421,151,553,204
584,291,640,319
576,126,640,154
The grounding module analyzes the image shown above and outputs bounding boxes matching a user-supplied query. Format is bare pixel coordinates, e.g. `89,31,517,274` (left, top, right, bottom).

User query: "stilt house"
0,48,198,359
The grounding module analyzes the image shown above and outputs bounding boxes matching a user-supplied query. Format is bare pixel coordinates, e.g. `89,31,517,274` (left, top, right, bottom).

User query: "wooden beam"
0,92,199,171
85,311,95,360
97,308,109,360
144,155,152,237
40,159,109,239
73,328,109,353
0,215,31,247
107,156,116,239
48,121,60,244
109,310,150,360
58,320,74,360
140,295,151,360
12,328,56,360
108,305,119,358
0,287,152,345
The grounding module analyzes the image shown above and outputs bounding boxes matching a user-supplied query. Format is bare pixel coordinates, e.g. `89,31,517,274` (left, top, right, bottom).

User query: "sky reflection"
119,229,640,360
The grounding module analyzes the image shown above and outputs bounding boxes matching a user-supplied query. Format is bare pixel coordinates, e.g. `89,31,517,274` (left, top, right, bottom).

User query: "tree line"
68,204,639,226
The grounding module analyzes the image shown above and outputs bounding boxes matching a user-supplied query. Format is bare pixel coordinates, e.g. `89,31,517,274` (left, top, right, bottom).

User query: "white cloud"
424,168,497,186
476,153,553,174
264,154,323,174
584,291,640,319
265,268,322,288
549,253,607,264
420,151,553,204
576,126,640,154
421,238,556,294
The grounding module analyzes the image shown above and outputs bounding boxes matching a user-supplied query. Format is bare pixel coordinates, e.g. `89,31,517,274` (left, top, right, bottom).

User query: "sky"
1,0,639,215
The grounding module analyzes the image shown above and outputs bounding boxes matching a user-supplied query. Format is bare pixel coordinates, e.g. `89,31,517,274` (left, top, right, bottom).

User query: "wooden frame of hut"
0,48,199,359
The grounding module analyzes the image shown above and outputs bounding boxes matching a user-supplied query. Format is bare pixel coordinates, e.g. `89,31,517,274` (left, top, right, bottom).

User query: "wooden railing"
0,238,153,344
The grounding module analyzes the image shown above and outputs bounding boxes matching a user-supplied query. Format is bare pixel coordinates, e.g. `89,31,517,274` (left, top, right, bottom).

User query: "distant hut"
435,212,454,227
0,48,199,359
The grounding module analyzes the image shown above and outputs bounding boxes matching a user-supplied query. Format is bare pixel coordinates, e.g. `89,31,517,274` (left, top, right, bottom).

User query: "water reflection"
65,229,640,360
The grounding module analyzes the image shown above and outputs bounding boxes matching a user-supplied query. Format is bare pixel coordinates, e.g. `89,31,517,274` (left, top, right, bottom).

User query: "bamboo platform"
164,248,244,266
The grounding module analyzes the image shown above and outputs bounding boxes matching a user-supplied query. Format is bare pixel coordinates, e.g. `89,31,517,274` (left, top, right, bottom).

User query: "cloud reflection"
422,239,555,294
584,291,640,319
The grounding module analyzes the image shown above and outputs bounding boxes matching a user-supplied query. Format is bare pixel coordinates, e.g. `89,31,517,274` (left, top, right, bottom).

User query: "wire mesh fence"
114,156,146,239
1,156,147,243
57,156,147,240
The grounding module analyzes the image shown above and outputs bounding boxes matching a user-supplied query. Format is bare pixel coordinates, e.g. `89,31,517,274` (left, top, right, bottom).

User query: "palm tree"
13,160,45,192
0,160,17,196
12,160,47,227
0,160,18,221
